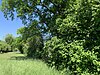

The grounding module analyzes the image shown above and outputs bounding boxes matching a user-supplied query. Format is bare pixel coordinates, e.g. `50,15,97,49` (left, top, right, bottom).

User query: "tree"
17,21,44,58
13,36,24,54
5,34,14,51
0,40,11,53
1,0,68,37
5,34,14,45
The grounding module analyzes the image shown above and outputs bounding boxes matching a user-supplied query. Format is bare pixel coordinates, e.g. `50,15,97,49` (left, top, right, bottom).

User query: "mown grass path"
0,52,66,75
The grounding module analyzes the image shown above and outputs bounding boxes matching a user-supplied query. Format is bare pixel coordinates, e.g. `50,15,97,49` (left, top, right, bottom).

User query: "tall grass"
0,52,66,75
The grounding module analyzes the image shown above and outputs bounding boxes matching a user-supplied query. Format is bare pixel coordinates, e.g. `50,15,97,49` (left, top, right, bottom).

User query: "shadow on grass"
10,56,28,60
9,52,34,60
9,52,40,60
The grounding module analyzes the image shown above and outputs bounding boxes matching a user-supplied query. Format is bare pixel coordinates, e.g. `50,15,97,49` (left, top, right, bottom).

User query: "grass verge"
0,52,66,75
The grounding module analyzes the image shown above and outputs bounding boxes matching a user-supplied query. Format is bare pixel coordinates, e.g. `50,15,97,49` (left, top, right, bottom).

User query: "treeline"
0,34,15,53
0,41,11,53
1,0,100,74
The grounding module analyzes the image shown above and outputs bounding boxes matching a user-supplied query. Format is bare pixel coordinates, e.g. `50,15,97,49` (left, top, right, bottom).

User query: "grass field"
0,52,66,75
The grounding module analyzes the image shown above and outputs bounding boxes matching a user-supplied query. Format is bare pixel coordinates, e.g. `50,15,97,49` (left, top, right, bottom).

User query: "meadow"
0,52,66,75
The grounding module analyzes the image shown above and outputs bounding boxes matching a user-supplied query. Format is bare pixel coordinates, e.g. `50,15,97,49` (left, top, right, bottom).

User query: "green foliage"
1,0,100,74
0,41,11,52
13,36,24,53
55,0,100,50
43,37,100,74
1,0,68,36
16,21,44,58
4,34,15,51
5,34,14,45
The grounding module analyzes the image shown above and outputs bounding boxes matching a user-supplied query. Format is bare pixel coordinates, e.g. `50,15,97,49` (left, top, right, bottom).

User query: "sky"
0,0,24,40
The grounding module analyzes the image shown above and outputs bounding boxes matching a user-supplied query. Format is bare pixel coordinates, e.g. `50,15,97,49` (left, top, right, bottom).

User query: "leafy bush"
43,37,100,74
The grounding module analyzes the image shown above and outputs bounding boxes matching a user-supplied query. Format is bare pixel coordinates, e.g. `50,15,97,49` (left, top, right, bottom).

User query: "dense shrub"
43,37,100,75
24,36,43,59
